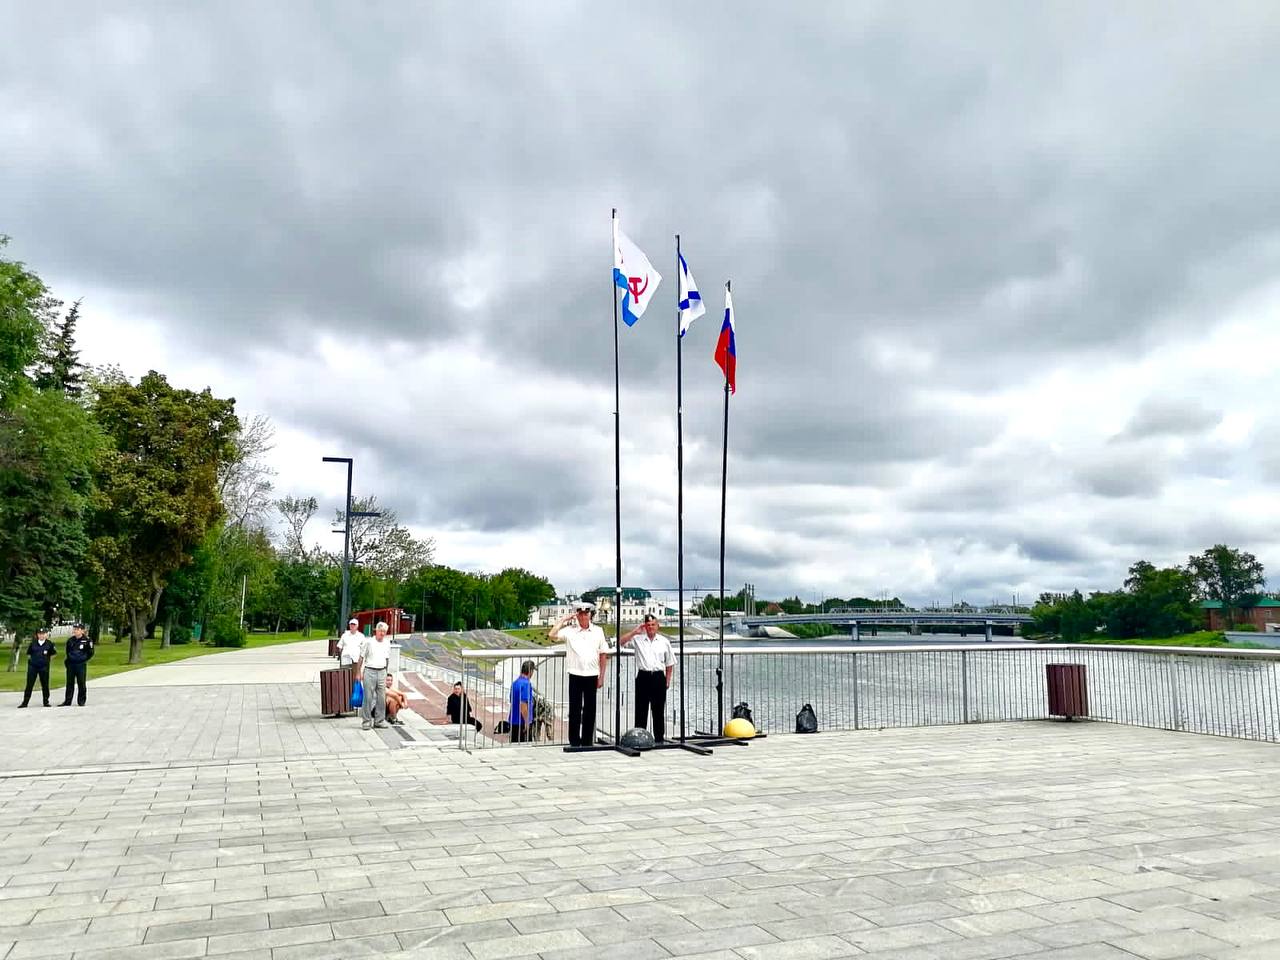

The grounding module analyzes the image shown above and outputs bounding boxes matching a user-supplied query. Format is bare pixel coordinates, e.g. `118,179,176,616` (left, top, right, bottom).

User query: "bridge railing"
456,643,1280,749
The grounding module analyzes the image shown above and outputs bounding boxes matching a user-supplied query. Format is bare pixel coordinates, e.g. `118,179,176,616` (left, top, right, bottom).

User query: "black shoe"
58,702,71,707
18,703,28,709
42,702,50,707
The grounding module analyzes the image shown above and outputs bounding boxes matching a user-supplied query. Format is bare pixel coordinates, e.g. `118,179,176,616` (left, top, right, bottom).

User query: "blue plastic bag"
350,680,364,709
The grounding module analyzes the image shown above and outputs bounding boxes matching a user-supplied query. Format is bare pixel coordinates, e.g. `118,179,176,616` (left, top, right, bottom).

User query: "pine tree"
36,298,85,398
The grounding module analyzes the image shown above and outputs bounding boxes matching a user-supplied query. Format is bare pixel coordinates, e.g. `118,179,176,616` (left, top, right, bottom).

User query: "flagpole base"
652,740,713,756
562,744,641,758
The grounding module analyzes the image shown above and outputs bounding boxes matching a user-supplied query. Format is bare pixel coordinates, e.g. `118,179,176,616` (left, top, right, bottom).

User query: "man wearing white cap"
356,621,392,729
549,601,610,747
337,618,364,667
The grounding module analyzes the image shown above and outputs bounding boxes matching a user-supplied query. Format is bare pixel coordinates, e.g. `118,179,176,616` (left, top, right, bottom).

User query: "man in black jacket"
60,623,94,707
19,627,57,708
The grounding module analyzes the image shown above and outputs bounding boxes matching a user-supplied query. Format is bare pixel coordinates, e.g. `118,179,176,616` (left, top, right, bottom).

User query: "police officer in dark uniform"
60,623,94,707
19,627,57,708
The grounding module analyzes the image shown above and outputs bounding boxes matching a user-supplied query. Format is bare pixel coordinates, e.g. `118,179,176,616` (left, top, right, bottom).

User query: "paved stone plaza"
2,644,1280,959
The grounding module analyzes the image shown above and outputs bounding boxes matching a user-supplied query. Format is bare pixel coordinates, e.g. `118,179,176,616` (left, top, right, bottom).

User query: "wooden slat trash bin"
1046,663,1088,720
320,667,355,717
327,637,340,658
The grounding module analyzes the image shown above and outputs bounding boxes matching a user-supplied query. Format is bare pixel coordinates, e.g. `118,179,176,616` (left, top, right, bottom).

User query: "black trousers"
22,663,50,706
63,662,87,705
567,673,598,747
634,670,668,742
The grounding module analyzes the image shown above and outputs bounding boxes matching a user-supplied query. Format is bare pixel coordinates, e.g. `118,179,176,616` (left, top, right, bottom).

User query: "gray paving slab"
3,674,1280,960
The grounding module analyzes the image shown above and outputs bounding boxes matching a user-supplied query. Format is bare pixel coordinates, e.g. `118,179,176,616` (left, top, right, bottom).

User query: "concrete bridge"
694,609,1034,642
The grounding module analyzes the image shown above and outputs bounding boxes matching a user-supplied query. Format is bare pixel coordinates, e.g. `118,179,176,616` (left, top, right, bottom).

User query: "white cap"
574,601,595,612
375,620,389,630
348,618,359,625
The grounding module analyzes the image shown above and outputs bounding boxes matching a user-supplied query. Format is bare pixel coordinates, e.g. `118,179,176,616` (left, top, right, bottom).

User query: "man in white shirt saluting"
356,621,393,729
549,601,610,748
620,614,675,742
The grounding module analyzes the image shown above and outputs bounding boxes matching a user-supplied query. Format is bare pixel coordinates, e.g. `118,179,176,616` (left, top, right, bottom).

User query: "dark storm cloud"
4,2,1279,601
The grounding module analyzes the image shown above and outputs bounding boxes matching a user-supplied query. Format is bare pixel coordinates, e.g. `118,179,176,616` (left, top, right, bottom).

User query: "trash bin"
327,637,339,658
320,667,355,717
1046,663,1088,720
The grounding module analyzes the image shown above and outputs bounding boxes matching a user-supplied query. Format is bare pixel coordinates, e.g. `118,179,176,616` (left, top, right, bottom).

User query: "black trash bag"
795,703,818,734
731,702,754,725
494,719,511,735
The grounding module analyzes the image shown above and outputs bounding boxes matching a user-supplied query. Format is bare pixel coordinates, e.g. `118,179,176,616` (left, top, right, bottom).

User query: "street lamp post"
322,457,354,630
322,456,381,631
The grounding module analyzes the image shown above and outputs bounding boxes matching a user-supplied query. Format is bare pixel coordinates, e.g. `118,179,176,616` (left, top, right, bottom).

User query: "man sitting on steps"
384,674,407,725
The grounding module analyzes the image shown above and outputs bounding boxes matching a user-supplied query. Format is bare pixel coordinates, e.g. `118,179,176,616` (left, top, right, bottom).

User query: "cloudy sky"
4,2,1280,605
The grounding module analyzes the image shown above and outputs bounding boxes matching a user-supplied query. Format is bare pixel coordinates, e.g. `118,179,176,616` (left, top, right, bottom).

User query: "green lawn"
0,630,332,693
1080,630,1268,649
504,626,556,645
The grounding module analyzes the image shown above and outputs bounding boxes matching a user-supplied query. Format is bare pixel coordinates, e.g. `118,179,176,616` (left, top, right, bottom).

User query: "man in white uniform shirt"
549,601,610,747
356,621,392,729
620,614,676,742
337,618,364,667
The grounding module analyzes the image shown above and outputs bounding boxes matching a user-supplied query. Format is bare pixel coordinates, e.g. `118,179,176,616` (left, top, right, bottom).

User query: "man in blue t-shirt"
509,660,536,743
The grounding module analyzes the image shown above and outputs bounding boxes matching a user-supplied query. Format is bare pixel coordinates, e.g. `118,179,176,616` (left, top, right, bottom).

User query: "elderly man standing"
549,601,609,748
620,614,675,742
336,618,364,667
356,621,392,730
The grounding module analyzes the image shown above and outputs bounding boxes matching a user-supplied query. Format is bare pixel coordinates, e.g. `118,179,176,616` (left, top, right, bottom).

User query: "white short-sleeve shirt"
337,629,364,664
632,632,675,672
562,624,610,676
359,635,391,670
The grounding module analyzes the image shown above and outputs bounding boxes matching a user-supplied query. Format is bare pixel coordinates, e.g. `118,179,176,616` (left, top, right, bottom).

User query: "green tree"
492,567,555,622
0,244,105,665
1187,544,1266,628
0,238,48,406
1032,589,1098,641
89,371,239,663
0,390,106,666
1118,561,1198,638
34,299,85,398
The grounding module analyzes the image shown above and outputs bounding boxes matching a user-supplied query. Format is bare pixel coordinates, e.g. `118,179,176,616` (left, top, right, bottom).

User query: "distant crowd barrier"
457,643,1280,748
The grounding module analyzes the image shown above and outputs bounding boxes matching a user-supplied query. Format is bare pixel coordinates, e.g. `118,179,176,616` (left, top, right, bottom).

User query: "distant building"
527,588,665,626
1202,598,1280,632
351,607,415,636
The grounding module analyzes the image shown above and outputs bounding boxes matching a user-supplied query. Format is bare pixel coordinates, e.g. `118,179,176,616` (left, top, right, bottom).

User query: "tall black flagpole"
612,209,624,747
655,239,712,757
567,209,638,756
676,235,686,743
716,279,731,736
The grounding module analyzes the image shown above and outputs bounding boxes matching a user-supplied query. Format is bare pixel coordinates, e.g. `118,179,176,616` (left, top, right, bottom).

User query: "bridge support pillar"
984,621,993,643
851,621,860,642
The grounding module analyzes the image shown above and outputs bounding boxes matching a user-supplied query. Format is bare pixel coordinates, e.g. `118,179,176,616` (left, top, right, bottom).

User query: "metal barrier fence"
456,643,1280,749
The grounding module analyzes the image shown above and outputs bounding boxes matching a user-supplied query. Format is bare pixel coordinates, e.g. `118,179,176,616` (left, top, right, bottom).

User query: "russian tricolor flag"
714,283,736,394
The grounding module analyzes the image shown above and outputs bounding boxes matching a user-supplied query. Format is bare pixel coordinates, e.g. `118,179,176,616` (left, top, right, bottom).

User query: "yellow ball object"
724,717,756,739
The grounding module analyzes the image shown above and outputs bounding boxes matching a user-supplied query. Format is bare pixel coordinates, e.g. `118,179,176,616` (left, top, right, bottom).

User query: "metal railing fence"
456,643,1280,749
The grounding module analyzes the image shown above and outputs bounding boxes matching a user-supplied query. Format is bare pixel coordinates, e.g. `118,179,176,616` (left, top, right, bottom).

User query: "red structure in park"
351,607,415,637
